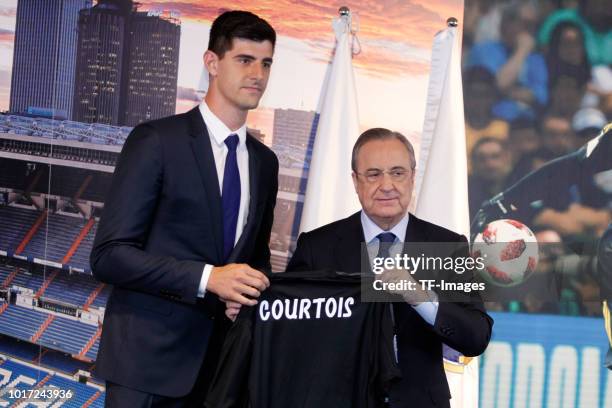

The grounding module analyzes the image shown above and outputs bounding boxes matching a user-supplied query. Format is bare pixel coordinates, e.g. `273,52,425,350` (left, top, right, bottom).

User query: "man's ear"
351,172,359,193
204,50,219,76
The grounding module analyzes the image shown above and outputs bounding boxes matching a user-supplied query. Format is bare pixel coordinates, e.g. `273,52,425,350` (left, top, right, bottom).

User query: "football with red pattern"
472,219,539,287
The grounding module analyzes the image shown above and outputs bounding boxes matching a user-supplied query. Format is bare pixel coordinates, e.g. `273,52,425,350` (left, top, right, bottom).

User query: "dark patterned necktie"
376,232,396,259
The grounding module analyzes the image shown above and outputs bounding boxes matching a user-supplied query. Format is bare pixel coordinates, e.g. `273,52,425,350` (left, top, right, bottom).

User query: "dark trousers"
105,382,188,408
105,360,211,408
105,316,230,408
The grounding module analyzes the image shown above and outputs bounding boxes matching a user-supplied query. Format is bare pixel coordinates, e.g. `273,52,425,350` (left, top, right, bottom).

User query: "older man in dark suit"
91,11,278,407
285,128,493,408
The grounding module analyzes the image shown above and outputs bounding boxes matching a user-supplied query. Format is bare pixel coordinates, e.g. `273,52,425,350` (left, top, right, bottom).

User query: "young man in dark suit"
284,128,493,408
91,11,279,407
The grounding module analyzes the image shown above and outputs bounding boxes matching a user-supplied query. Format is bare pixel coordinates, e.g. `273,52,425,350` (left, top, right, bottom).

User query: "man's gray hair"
351,128,416,172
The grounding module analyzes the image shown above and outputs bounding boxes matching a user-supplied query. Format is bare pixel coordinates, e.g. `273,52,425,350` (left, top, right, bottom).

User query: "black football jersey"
205,269,401,408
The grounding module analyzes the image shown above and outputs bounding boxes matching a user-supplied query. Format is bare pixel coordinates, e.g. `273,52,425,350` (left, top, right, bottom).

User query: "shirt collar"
198,101,247,148
360,211,410,244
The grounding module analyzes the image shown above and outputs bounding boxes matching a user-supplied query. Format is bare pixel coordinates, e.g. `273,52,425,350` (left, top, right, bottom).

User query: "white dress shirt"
197,101,250,298
360,211,439,325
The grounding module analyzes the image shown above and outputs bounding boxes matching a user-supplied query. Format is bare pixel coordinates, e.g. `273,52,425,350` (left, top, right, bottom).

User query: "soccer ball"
472,219,539,287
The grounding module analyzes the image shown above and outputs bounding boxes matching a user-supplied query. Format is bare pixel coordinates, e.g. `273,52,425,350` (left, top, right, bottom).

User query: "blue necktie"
377,232,396,259
222,134,241,262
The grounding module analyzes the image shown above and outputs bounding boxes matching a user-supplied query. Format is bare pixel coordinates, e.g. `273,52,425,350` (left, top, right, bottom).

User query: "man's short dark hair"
208,10,276,58
351,128,416,172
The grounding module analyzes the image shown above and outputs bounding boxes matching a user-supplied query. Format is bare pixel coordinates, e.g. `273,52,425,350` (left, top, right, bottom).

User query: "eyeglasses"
355,168,412,184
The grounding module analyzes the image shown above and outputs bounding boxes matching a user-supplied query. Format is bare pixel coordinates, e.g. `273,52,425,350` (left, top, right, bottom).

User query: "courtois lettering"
258,297,355,321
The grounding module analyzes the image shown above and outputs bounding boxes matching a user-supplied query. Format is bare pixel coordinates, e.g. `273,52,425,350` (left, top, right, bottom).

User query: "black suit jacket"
90,107,278,397
287,212,493,408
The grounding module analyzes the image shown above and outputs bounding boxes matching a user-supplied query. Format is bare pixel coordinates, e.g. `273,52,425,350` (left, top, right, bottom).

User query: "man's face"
558,27,584,66
465,81,495,119
472,141,511,183
511,126,539,156
352,138,415,228
206,38,274,111
543,116,576,155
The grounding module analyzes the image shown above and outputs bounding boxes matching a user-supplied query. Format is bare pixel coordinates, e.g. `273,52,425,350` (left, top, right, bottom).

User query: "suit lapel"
187,107,224,263
395,213,429,330
228,135,262,262
404,213,427,244
334,212,367,273
403,214,429,280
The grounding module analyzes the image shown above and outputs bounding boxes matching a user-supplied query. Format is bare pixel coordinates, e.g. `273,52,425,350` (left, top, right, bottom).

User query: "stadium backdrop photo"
0,0,611,407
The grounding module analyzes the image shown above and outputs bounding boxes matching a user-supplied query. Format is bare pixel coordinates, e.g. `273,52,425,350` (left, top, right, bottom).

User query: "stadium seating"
0,158,51,197
38,315,97,356
0,157,113,202
0,305,48,342
10,269,44,292
0,358,51,399
0,206,40,253
0,334,95,376
271,253,288,273
69,222,97,272
1,261,107,309
0,334,39,361
0,113,130,145
0,357,105,407
0,113,155,407
40,347,94,374
24,213,88,264
48,165,112,202
44,271,101,306
84,337,100,361
0,264,12,286
90,284,110,309
45,374,99,407
0,303,100,360
0,206,98,274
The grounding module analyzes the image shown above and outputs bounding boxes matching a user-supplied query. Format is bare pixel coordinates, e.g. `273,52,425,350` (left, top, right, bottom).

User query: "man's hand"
207,264,270,306
380,268,436,305
224,300,242,322
515,31,535,55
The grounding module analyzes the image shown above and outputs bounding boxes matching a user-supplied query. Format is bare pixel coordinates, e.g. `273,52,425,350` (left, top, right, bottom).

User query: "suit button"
441,327,454,336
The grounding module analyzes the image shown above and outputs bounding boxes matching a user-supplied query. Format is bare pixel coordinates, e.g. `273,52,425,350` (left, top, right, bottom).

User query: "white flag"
415,25,469,237
299,13,361,233
414,24,478,408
